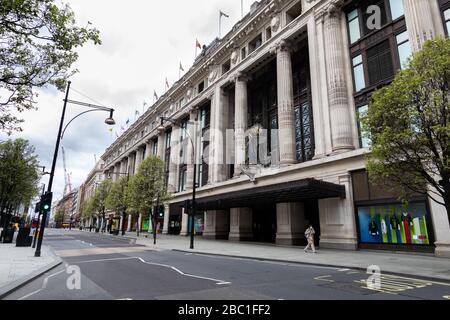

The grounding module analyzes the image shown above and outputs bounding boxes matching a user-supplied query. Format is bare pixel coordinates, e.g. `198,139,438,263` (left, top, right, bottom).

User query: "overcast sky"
0,0,253,202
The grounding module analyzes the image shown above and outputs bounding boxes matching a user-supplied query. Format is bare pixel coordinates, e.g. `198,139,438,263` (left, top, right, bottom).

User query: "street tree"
91,180,112,232
0,139,40,237
361,37,450,224
81,197,95,228
106,176,131,235
53,210,65,228
128,156,170,242
0,0,101,134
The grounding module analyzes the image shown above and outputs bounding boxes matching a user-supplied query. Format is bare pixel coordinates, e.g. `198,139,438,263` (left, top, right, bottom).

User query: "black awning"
189,178,345,211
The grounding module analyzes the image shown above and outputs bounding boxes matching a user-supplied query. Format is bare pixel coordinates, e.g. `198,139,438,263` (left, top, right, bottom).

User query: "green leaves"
0,0,101,134
106,176,130,214
127,156,169,217
0,138,40,216
362,37,450,217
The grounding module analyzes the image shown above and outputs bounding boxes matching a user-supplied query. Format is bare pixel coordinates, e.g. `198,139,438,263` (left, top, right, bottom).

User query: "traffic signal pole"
35,82,71,257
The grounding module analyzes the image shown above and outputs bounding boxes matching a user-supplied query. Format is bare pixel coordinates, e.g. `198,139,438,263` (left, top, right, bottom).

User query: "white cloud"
0,0,253,201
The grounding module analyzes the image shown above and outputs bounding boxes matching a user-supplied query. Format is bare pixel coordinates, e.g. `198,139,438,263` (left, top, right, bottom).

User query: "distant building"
78,160,105,228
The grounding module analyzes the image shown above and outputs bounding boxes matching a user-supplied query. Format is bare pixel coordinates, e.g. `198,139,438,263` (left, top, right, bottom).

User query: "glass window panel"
357,203,431,245
444,8,450,21
357,105,370,148
348,12,361,43
353,55,363,66
396,31,409,44
353,64,366,92
348,9,358,21
447,21,450,34
389,0,404,20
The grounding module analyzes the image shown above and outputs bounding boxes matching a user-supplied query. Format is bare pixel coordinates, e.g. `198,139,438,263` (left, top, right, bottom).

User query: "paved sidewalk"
90,231,450,283
0,244,61,298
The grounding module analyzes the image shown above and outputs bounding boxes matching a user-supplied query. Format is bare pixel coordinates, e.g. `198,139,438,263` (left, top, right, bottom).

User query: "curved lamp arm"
61,109,105,140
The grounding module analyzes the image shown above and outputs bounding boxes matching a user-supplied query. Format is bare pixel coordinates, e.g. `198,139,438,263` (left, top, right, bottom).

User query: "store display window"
357,202,431,245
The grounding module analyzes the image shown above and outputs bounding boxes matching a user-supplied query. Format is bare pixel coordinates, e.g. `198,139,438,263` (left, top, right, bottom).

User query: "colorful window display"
358,203,431,245
187,215,204,234
142,218,150,232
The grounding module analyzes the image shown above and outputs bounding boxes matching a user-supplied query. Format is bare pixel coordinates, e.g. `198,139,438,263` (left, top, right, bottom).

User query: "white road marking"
314,275,335,283
338,268,350,272
136,257,231,285
17,269,66,300
18,289,43,301
76,257,138,264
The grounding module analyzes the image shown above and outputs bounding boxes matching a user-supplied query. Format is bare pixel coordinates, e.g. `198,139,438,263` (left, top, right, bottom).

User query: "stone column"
119,160,125,177
276,203,306,246
428,186,450,258
115,163,121,181
210,86,228,183
135,148,142,172
229,207,253,241
308,14,328,157
234,73,249,177
186,109,198,191
162,204,170,235
403,0,443,53
324,2,354,152
119,215,123,233
180,208,189,236
318,174,358,250
167,125,180,194
276,39,297,165
138,213,142,232
127,214,132,232
130,153,137,175
145,141,152,159
124,157,130,175
203,210,229,240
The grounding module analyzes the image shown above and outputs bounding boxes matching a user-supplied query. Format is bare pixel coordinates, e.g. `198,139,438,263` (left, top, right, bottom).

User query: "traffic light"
41,192,53,214
183,200,192,214
35,202,41,214
157,206,164,218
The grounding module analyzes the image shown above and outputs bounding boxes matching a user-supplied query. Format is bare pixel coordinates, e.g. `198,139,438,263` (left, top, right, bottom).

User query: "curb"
0,248,63,300
172,249,450,284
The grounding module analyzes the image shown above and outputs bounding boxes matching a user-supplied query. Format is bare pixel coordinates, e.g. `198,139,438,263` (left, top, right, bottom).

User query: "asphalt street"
3,230,450,300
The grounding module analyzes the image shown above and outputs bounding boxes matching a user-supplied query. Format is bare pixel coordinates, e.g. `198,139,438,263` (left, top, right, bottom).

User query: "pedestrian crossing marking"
355,275,433,294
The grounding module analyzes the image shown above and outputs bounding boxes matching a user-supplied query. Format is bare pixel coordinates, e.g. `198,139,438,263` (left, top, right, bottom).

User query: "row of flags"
108,10,231,142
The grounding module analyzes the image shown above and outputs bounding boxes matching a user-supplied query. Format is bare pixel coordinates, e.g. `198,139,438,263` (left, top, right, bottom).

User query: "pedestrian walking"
304,224,317,254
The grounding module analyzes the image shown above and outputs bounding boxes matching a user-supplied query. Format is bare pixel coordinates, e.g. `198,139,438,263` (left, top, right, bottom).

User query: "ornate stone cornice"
326,0,344,17
234,71,251,83
276,38,292,52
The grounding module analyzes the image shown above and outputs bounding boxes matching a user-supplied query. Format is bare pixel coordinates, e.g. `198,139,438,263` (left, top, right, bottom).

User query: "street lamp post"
35,81,116,257
158,115,197,250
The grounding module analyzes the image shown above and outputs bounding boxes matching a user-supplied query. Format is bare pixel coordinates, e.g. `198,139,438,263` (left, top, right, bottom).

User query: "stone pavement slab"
0,244,62,299
98,231,450,283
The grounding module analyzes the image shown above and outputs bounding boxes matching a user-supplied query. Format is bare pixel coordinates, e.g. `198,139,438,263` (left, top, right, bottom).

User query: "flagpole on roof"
195,38,198,58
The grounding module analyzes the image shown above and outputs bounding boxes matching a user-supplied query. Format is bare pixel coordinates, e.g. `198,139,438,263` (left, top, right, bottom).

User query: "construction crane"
61,146,72,196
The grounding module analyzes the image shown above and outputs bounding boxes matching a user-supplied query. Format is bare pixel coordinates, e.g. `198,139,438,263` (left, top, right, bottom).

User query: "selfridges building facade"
101,0,450,257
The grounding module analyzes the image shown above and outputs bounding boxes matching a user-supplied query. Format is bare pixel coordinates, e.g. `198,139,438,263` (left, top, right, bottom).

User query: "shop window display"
358,203,430,245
